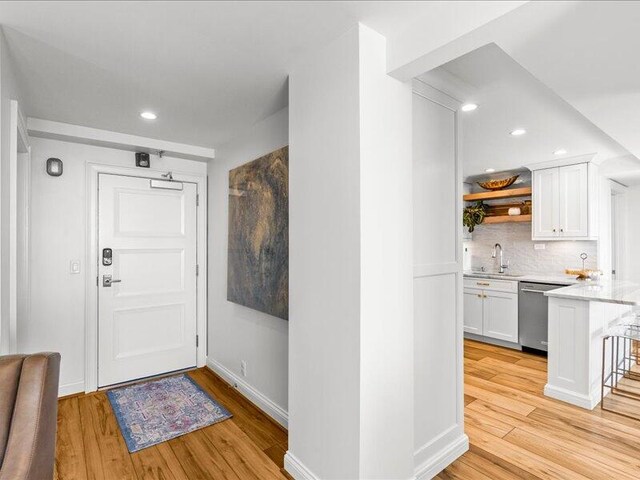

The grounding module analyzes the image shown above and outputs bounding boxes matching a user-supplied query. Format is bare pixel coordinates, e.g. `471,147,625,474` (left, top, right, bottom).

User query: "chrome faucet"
492,243,509,273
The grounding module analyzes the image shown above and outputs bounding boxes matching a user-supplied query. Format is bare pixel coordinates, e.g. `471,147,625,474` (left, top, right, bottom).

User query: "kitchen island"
544,280,640,409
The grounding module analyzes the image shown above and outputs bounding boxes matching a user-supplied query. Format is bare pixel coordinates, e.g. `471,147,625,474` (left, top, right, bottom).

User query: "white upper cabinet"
558,163,589,237
533,168,559,238
532,161,596,240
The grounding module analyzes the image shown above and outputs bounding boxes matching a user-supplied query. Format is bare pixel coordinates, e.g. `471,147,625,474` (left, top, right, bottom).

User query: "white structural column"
412,81,467,478
287,23,414,479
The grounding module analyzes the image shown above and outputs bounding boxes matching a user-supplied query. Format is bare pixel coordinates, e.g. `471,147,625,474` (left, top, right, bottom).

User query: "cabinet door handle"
560,228,564,232
553,228,556,232
477,294,482,298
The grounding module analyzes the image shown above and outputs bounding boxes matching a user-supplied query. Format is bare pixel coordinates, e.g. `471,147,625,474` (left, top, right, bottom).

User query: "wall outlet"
240,360,247,377
534,244,546,250
70,260,81,274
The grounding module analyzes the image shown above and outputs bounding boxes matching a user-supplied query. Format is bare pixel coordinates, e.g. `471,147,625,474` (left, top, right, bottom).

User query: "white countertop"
463,271,578,286
544,280,640,306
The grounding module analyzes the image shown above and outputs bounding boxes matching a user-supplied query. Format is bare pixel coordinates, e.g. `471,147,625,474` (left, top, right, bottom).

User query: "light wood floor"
54,368,289,480
55,341,640,479
437,339,640,479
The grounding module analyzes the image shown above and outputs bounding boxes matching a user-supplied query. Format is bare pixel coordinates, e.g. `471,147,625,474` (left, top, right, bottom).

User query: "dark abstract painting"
227,146,288,320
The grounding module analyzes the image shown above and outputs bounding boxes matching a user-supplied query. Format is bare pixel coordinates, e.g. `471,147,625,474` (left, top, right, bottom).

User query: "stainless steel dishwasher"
518,282,568,352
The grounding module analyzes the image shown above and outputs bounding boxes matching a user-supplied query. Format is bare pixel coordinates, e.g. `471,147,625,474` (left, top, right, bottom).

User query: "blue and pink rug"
107,374,232,452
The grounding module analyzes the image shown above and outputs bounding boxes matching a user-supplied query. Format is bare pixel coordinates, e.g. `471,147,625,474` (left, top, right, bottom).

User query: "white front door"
98,174,198,387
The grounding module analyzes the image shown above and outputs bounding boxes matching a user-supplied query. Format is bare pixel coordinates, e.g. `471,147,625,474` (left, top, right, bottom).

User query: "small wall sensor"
46,158,63,177
135,152,150,168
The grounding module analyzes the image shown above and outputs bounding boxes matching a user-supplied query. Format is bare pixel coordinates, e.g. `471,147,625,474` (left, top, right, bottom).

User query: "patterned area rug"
107,373,232,452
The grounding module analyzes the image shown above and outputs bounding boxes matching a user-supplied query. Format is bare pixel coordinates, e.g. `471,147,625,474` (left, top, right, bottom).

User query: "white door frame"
610,181,627,280
9,100,30,354
85,163,207,393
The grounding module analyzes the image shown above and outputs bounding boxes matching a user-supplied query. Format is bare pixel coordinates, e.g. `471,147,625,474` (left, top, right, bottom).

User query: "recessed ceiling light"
553,149,567,155
140,111,157,120
485,168,496,173
510,128,526,136
461,103,478,112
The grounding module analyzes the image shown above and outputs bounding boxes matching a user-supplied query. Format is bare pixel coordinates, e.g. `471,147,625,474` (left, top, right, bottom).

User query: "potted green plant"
463,201,488,233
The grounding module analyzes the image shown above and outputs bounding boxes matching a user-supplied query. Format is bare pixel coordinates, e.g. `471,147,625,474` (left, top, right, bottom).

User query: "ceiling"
419,44,631,180
405,1,640,185
0,1,522,150
497,2,640,185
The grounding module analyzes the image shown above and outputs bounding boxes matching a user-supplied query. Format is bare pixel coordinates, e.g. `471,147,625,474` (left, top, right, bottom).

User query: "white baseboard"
284,452,319,480
206,357,288,428
58,381,85,397
544,384,598,410
414,434,469,480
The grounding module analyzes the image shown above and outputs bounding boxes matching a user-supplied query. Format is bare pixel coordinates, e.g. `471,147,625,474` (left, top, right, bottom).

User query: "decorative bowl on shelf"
477,174,520,191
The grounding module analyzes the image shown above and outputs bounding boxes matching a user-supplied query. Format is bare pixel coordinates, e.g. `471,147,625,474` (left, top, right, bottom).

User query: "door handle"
103,275,122,287
521,288,545,294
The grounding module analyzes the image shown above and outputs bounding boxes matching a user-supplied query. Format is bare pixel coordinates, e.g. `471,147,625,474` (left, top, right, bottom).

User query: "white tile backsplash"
464,222,597,275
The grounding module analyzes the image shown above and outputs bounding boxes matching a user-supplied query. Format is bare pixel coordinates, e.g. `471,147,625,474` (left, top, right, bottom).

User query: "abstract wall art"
227,146,288,320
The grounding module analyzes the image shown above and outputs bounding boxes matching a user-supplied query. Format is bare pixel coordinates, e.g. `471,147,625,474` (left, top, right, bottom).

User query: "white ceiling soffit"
0,1,527,150
418,44,629,179
406,2,640,183
27,118,215,162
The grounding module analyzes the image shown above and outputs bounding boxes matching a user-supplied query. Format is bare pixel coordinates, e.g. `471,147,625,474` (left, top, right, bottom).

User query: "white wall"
288,23,414,480
625,185,640,283
24,137,206,394
207,107,289,423
0,27,25,354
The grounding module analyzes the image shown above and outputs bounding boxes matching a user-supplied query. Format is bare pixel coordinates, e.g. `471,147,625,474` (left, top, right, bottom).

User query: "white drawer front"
463,277,518,293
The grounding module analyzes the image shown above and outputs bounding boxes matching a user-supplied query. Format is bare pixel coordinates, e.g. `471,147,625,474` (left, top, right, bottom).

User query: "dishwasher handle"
521,288,547,294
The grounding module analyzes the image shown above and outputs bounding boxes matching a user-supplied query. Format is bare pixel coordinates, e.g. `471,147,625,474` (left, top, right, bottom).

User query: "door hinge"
196,264,199,276
196,335,199,347
196,194,199,206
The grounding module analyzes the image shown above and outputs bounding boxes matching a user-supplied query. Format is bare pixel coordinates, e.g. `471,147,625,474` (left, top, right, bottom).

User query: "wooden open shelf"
482,214,532,225
463,186,532,201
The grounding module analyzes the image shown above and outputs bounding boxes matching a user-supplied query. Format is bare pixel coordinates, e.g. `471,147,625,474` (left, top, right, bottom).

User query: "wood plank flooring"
55,341,640,479
54,368,289,480
437,339,640,479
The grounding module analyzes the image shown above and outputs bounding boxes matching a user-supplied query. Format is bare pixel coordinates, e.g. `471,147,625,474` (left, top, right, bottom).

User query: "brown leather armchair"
0,353,60,480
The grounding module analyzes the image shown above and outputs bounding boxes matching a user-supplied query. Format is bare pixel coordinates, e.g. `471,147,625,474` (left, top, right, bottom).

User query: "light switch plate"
534,244,546,250
70,260,81,274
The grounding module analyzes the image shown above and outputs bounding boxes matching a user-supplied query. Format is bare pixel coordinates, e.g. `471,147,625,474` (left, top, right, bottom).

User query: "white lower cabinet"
463,278,519,344
483,291,519,343
463,288,483,335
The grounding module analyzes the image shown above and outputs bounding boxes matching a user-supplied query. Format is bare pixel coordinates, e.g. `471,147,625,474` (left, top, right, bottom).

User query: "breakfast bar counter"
544,280,640,306
542,280,638,409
